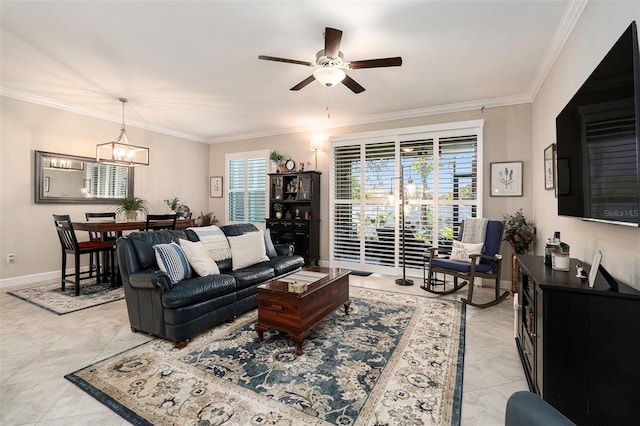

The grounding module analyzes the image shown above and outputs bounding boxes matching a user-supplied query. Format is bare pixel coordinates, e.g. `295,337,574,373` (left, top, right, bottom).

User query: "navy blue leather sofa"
116,223,304,348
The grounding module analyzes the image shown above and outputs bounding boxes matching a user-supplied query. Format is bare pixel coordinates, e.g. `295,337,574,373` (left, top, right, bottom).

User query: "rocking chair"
422,219,509,308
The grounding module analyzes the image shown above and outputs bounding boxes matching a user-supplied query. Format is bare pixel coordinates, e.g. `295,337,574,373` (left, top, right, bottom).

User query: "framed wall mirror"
35,150,134,204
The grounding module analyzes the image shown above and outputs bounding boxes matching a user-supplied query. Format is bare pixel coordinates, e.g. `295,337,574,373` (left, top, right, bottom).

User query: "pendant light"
96,98,149,166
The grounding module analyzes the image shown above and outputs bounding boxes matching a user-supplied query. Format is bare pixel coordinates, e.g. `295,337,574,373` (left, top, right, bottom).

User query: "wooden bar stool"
52,214,115,296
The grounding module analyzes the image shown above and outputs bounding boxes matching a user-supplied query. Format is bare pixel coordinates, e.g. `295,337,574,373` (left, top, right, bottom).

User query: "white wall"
531,2,640,289
0,97,210,285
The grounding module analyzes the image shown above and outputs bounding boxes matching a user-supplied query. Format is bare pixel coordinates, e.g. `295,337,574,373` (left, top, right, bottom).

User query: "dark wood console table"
515,255,640,425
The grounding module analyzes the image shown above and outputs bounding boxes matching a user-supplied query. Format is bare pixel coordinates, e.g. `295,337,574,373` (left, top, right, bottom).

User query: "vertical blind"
331,123,481,275
227,151,267,224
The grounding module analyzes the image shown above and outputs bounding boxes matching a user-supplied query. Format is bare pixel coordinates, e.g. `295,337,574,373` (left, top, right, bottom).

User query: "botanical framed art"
490,161,523,197
210,176,223,198
544,143,556,190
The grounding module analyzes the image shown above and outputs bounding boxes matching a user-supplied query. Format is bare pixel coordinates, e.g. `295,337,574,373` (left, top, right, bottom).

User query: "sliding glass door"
330,122,483,277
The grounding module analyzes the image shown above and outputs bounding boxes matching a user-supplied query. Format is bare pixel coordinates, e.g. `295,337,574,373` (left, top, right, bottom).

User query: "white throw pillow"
449,240,484,264
153,242,192,284
227,231,270,270
179,239,220,276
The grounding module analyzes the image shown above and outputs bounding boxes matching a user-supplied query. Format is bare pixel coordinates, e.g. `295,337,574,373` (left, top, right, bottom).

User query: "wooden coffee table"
255,267,350,355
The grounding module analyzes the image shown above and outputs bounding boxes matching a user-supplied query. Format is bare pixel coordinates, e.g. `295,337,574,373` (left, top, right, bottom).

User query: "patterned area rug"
65,287,465,425
7,280,124,315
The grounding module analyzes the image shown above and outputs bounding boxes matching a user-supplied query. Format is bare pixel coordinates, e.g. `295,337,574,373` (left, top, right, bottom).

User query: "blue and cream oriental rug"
66,287,465,425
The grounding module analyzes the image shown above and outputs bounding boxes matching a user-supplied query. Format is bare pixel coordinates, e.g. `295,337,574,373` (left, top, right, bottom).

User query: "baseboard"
0,267,91,290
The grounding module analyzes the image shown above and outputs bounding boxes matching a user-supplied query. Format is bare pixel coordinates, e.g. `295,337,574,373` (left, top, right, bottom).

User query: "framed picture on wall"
490,161,523,197
544,143,556,190
210,176,223,198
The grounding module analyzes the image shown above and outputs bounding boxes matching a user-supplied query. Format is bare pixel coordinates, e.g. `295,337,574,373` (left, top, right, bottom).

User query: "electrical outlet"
6,254,15,264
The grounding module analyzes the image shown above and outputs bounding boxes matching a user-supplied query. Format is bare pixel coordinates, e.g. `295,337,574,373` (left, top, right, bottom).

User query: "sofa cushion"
162,275,236,309
153,242,192,284
129,230,186,269
226,264,275,290
220,223,258,237
179,239,220,276
227,231,270,270
269,254,304,276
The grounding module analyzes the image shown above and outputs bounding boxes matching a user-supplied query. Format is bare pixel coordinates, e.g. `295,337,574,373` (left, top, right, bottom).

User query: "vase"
275,212,282,219
125,211,137,221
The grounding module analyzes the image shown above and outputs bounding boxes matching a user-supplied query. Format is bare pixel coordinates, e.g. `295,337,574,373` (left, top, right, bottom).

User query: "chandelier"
96,98,149,166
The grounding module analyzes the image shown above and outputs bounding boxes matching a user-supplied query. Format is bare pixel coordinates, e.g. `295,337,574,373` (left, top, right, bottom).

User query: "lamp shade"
313,67,346,87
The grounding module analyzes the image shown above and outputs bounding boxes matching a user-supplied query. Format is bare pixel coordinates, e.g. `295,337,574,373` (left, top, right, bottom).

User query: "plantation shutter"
330,121,482,276
227,151,268,224
436,135,478,250
332,144,362,262
91,164,128,198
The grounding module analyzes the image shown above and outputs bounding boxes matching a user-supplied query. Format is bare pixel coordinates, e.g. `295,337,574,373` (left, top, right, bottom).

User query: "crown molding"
0,88,208,143
527,0,588,100
2,87,531,146
206,94,532,144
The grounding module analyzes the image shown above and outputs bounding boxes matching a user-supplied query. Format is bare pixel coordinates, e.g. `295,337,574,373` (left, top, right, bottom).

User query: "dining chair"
145,213,178,231
85,212,117,278
52,214,115,296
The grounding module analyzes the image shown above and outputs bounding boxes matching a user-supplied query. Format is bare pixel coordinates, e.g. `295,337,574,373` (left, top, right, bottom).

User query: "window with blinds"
226,150,268,224
331,122,482,275
90,164,128,198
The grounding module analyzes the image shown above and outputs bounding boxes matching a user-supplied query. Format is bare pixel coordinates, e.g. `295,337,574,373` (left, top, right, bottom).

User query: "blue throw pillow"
153,242,192,284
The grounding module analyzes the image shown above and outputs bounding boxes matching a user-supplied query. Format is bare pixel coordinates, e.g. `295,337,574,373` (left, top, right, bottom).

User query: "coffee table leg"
255,324,267,342
290,335,304,355
344,300,351,315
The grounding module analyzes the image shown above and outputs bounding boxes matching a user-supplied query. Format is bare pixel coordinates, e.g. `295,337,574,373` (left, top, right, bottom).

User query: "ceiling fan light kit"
313,67,346,87
258,27,402,94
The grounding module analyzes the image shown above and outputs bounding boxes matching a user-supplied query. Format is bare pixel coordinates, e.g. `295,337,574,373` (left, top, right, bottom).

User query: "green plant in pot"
114,197,149,221
270,150,285,173
164,197,183,214
273,202,283,219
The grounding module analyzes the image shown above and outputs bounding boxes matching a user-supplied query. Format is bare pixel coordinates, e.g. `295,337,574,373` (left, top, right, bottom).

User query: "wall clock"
284,159,296,171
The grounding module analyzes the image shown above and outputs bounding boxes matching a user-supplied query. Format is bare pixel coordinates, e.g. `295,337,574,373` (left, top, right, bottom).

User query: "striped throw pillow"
153,242,192,284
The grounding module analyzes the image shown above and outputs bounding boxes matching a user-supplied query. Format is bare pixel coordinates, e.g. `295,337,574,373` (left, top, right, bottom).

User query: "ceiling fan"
258,27,402,94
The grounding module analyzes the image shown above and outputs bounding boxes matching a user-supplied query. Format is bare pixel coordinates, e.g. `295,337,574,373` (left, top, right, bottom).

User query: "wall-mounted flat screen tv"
556,21,639,226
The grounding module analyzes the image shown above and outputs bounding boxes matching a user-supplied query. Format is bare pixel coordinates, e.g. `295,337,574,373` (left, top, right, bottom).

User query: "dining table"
72,218,195,286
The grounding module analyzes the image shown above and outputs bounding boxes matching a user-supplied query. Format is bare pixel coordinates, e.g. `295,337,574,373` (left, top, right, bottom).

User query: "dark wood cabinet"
266,171,321,265
515,255,640,425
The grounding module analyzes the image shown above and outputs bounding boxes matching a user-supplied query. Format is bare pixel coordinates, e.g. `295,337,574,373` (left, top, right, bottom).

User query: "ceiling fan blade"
342,75,365,94
258,55,314,67
348,57,403,69
290,75,316,91
324,27,343,58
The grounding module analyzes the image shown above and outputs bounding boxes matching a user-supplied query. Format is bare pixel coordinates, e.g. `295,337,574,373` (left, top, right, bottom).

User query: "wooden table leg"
255,324,267,342
344,300,351,315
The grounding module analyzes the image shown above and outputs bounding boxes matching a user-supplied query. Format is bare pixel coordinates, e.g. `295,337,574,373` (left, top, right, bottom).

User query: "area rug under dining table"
65,286,465,425
7,280,124,315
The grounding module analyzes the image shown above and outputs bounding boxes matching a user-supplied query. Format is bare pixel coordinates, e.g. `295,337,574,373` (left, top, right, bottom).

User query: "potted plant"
270,150,285,173
196,211,219,227
114,196,149,221
273,202,283,219
504,209,536,294
164,197,183,214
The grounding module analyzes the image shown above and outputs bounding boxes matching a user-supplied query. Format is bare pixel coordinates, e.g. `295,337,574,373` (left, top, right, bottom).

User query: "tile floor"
0,274,527,425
